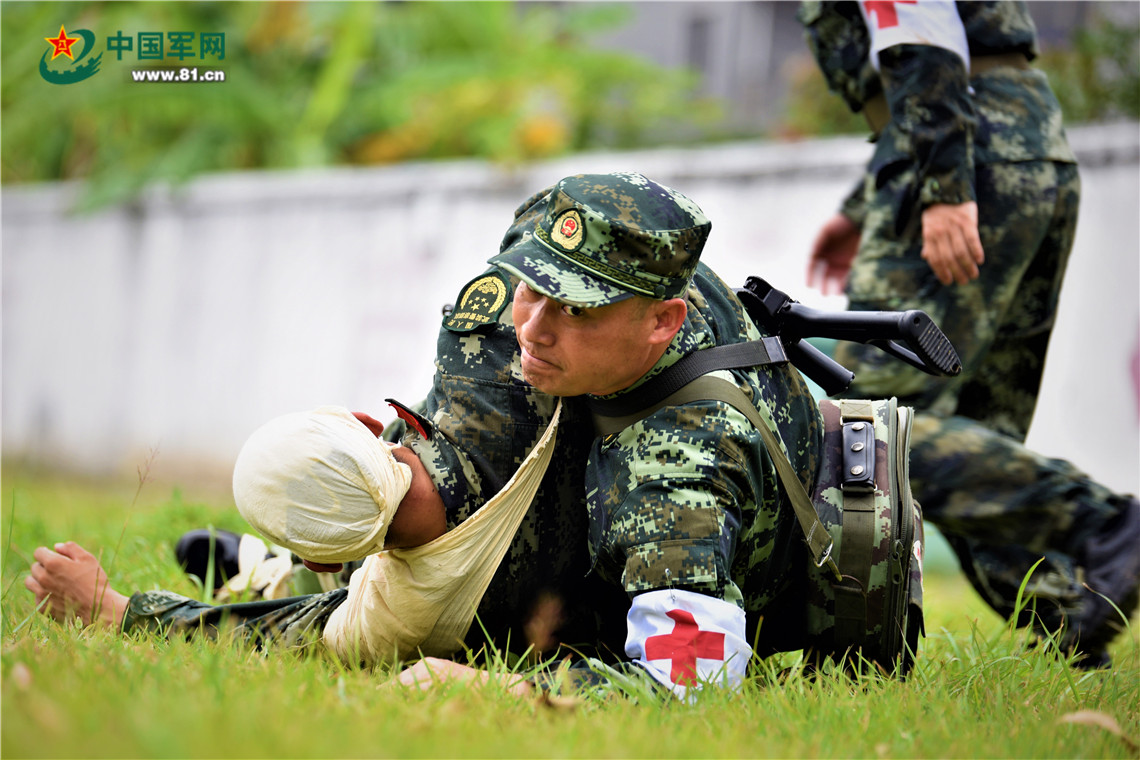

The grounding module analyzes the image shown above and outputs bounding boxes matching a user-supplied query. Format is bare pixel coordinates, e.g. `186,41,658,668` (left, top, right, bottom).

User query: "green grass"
3,463,1138,759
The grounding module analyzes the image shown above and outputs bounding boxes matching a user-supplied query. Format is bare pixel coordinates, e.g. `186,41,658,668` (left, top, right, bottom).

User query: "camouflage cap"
489,172,711,307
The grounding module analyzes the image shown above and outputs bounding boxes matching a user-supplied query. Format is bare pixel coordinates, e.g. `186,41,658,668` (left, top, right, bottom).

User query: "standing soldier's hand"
807,213,861,295
921,202,985,285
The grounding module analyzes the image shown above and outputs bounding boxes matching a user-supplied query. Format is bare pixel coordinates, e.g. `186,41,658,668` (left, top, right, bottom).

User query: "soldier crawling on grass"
26,172,1140,698
31,173,802,698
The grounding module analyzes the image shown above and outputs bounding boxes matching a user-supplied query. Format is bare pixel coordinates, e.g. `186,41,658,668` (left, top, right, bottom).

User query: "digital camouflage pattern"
904,413,1133,638
409,267,630,660
585,264,824,656
804,397,923,672
123,587,348,650
490,172,711,307
799,1,1075,226
842,160,1080,432
798,0,1077,426
120,172,904,681
121,189,626,660
798,1,1136,647
123,263,631,663
121,277,630,662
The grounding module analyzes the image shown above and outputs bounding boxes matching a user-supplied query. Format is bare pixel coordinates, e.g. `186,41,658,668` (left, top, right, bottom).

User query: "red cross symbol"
643,609,725,686
862,0,917,29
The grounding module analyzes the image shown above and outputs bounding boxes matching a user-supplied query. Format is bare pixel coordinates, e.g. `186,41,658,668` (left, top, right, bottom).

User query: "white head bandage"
232,406,412,564
323,400,562,665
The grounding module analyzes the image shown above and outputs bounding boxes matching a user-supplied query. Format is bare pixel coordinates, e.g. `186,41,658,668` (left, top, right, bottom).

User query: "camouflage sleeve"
800,2,978,220
839,176,866,227
406,268,554,525
797,0,881,114
877,43,977,211
122,588,347,650
957,1,1038,60
407,264,610,652
588,397,763,608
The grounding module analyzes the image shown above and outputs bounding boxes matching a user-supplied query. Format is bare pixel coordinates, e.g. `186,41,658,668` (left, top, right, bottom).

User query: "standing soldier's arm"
859,0,984,284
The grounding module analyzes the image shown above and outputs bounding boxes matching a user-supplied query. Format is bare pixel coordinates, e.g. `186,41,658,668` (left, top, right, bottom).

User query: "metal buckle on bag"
841,420,875,492
815,540,834,568
809,533,842,582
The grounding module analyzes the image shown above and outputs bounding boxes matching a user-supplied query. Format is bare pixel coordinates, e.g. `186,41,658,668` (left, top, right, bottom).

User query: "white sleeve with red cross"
858,0,969,72
624,589,752,698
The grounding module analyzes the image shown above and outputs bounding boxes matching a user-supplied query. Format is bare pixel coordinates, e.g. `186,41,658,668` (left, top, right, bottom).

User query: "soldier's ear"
647,298,688,347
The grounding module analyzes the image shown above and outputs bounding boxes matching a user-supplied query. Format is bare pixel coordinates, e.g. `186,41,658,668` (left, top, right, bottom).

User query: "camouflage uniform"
122,587,347,651
583,263,821,655
420,175,825,676
488,173,826,693
406,264,630,659
123,271,630,661
799,1,1135,640
119,173,873,690
121,191,632,660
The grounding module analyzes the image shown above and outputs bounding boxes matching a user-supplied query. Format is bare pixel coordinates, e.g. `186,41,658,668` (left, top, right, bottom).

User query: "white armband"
625,588,752,699
859,0,969,72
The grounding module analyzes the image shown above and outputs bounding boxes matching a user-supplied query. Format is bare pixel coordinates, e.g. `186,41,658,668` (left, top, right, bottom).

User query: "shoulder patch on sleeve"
443,271,511,333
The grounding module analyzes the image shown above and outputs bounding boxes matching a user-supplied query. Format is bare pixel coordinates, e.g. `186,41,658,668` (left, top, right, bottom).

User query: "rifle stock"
735,277,962,396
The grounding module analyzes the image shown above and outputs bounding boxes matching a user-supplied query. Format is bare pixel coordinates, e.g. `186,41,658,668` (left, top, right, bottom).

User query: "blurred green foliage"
4,2,1136,210
776,55,866,140
1037,15,1140,124
1,1,717,208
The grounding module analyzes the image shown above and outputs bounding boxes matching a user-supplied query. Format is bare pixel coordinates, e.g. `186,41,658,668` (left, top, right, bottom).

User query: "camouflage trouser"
904,414,1132,633
835,159,1133,633
121,588,348,652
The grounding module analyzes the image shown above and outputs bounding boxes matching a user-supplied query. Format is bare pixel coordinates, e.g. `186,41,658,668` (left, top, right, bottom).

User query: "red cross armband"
624,588,752,699
859,0,968,72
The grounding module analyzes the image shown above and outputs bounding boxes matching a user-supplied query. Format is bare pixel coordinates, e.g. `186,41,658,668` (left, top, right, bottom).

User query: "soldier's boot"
1065,497,1140,668
174,528,243,590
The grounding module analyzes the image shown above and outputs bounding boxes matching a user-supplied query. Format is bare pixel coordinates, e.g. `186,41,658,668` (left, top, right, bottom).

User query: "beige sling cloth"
323,399,562,666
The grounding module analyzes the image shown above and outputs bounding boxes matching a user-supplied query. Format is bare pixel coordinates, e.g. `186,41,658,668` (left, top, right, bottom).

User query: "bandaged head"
232,406,412,564
323,401,563,665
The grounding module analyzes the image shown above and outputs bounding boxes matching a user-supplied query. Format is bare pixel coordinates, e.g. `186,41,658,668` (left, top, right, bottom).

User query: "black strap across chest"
583,336,787,418
583,337,842,581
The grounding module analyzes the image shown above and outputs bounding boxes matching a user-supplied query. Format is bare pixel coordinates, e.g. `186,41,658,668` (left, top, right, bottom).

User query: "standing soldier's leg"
953,162,1080,439
906,412,1139,663
837,160,1138,659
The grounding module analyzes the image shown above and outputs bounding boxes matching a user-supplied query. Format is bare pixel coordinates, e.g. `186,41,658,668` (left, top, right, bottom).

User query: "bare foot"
24,541,129,630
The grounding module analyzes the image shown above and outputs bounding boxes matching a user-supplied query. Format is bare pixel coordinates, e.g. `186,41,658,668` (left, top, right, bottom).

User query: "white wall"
3,124,1137,497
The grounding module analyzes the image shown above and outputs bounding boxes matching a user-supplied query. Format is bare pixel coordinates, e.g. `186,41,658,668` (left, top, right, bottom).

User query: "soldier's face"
512,281,675,397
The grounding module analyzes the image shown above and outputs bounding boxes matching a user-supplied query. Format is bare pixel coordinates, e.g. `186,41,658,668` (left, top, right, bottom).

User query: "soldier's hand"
921,202,985,286
24,541,129,629
807,213,861,295
392,657,533,696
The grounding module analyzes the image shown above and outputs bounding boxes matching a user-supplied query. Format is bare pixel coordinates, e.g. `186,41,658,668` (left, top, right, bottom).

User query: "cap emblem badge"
550,209,585,251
